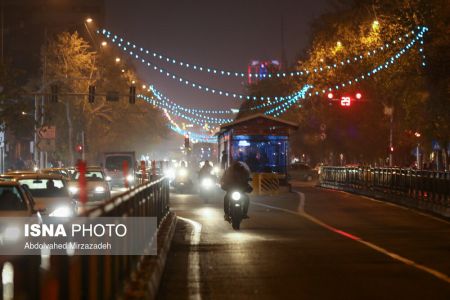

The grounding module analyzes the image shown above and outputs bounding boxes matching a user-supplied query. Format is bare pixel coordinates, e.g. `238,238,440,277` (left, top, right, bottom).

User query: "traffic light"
327,92,334,100
389,146,394,153
75,144,83,153
50,84,58,103
129,85,136,104
184,134,190,148
340,96,351,107
88,85,96,103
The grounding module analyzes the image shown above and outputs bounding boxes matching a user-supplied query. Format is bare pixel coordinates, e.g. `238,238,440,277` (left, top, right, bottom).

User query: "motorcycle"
225,190,249,230
172,167,193,193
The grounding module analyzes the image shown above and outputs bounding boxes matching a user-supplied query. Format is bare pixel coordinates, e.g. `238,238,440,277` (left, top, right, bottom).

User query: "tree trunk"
65,101,74,165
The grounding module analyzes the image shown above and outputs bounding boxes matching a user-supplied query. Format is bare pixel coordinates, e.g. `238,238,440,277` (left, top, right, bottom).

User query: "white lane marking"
253,194,450,284
178,216,203,299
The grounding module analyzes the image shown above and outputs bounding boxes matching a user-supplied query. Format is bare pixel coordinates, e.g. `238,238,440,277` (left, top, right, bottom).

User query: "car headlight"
212,166,220,174
105,176,112,181
126,175,134,182
68,186,79,194
178,168,188,177
49,206,73,217
3,225,20,242
95,186,105,193
201,178,213,189
231,191,241,201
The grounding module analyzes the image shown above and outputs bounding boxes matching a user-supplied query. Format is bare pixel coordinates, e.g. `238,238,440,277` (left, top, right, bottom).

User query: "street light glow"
86,18,93,23
372,20,380,31
101,41,107,47
115,57,121,63
142,84,147,89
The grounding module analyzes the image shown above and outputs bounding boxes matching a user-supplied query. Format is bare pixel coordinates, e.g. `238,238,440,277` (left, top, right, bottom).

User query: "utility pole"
1,0,4,64
34,95,39,168
389,111,393,167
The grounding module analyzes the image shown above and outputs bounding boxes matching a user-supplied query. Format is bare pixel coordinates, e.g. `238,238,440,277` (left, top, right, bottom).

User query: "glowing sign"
340,97,351,107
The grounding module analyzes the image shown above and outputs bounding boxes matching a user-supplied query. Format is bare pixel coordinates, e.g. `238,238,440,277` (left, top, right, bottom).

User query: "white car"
15,174,74,217
0,181,36,217
69,167,111,205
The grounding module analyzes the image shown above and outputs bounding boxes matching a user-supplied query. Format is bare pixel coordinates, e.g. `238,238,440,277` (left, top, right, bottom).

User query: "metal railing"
0,176,170,300
320,167,450,217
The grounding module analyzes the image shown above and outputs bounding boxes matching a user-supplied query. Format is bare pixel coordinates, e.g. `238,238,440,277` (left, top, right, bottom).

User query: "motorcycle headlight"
68,186,79,194
231,191,241,201
213,166,220,174
201,178,213,189
178,169,188,177
49,206,73,217
126,175,134,182
95,186,105,193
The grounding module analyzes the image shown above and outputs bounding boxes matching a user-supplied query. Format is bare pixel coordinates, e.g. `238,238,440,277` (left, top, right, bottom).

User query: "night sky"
106,0,329,111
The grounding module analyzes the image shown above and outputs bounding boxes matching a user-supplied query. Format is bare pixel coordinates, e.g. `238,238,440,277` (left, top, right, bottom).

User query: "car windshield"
0,186,27,211
18,179,68,198
74,171,104,181
105,156,133,171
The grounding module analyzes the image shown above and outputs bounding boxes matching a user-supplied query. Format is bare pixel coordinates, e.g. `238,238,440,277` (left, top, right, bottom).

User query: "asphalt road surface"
157,181,450,300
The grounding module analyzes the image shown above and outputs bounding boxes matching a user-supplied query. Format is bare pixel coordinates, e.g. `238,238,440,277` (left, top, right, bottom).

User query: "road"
157,181,450,300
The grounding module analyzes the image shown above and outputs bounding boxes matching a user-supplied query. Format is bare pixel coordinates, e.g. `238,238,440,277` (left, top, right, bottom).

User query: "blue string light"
100,27,427,79
139,94,231,125
147,86,236,118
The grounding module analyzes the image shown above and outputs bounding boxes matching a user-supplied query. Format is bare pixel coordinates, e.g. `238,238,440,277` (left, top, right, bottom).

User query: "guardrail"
320,167,450,217
0,176,170,300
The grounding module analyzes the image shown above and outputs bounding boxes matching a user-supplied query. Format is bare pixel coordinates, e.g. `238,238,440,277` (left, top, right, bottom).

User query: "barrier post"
123,160,129,189
140,160,147,183
77,160,87,204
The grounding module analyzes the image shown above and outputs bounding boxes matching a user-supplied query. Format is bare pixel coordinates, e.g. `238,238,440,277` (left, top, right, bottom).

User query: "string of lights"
102,32,287,102
100,27,426,79
147,86,235,122
139,94,230,126
304,26,428,97
99,26,427,103
148,86,236,114
160,108,216,143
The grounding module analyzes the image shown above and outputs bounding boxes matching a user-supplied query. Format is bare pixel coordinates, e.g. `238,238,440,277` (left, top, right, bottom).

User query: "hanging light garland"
139,94,232,125
100,27,426,79
147,86,235,121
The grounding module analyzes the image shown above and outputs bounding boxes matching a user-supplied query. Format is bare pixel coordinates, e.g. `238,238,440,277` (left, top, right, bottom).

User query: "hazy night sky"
105,0,329,110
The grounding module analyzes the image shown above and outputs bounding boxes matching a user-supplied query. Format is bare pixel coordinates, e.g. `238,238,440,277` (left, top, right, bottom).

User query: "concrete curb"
124,212,178,299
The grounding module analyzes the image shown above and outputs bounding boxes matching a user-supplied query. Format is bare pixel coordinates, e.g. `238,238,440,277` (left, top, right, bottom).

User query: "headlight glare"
95,186,105,193
49,206,73,217
231,191,241,201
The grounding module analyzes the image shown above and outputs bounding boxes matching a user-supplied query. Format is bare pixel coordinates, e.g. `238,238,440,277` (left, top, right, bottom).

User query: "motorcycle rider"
220,160,252,219
198,160,213,179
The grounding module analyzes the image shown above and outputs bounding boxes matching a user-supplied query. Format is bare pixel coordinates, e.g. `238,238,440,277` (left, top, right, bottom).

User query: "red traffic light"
355,92,362,100
327,92,334,99
340,97,351,107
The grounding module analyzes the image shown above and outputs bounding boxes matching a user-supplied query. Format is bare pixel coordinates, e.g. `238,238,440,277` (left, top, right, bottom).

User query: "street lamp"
115,57,121,63
85,18,93,24
101,41,107,47
372,20,380,31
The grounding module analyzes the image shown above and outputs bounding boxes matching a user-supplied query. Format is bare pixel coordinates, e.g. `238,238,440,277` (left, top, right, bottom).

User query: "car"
0,181,36,217
0,175,16,182
14,174,74,217
5,170,38,178
69,166,111,205
289,163,318,181
40,168,71,180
